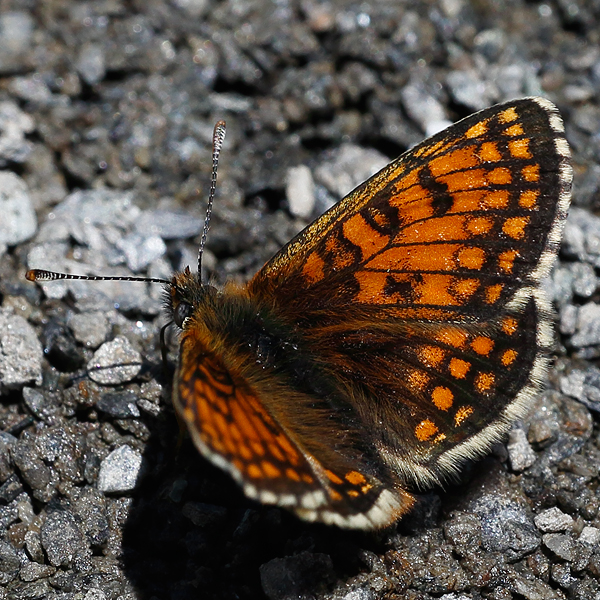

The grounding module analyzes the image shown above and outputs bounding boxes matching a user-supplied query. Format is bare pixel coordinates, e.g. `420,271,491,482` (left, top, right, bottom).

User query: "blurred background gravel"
1,1,600,599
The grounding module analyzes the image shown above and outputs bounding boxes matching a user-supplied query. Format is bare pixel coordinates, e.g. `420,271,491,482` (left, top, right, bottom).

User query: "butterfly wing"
174,330,414,528
247,97,572,487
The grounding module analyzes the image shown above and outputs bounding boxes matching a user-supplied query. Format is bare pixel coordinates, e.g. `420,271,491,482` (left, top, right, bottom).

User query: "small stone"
0,308,43,392
0,102,35,165
0,540,20,585
0,433,16,483
40,509,91,570
0,11,34,59
0,171,37,250
71,488,109,548
543,533,575,561
24,530,44,564
172,0,209,17
286,165,316,219
22,387,60,423
76,43,106,86
400,78,450,137
135,209,203,240
509,573,558,600
116,232,166,272
507,427,537,472
19,561,56,582
560,366,600,412
8,76,53,104
571,262,598,298
534,507,574,532
83,589,109,600
550,265,574,306
579,526,600,547
0,476,24,505
443,512,482,557
68,311,110,349
570,302,600,348
97,445,143,493
446,69,491,111
41,319,85,372
471,495,540,561
87,337,142,385
315,144,388,199
96,391,141,419
559,304,578,335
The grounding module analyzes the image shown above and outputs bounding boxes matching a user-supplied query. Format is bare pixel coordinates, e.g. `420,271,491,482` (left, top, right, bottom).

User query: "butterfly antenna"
198,120,226,282
26,269,170,285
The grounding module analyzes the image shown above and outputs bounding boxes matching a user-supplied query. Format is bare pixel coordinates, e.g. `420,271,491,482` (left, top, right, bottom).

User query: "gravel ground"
1,1,600,599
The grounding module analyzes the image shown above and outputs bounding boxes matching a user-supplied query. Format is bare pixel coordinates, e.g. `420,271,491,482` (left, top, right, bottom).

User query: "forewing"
249,98,571,323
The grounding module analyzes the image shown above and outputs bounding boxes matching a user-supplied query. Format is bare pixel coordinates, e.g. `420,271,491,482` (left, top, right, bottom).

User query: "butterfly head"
167,265,220,331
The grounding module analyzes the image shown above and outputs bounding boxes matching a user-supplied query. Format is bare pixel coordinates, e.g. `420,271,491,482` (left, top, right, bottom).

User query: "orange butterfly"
28,97,571,529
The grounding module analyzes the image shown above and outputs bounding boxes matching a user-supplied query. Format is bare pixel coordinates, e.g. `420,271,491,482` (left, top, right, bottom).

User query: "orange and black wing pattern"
173,328,414,528
172,97,571,529
246,97,571,489
251,98,570,322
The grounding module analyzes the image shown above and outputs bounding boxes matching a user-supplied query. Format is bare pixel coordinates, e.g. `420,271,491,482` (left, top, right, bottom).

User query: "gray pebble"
36,188,138,247
8,76,53,105
24,530,44,564
0,171,37,250
578,526,600,548
0,11,34,59
97,445,143,493
87,336,142,385
76,43,106,86
446,69,491,111
172,0,209,17
549,265,574,306
40,509,91,570
534,507,574,533
0,308,43,392
570,302,600,348
507,427,537,472
471,495,539,561
562,208,600,266
508,575,558,600
22,387,60,423
0,433,16,483
400,78,450,136
315,144,388,199
68,311,110,349
97,391,141,419
286,165,316,220
559,304,578,336
0,101,34,165
19,561,56,582
571,262,598,298
443,512,482,557
560,366,600,412
116,232,166,272
543,533,575,561
71,488,109,548
135,209,203,240
0,540,20,584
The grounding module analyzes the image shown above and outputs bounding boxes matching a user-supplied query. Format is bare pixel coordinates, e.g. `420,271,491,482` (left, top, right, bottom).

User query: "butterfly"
28,97,572,529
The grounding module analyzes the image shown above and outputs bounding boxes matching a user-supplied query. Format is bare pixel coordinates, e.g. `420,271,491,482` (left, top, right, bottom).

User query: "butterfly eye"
174,302,193,328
